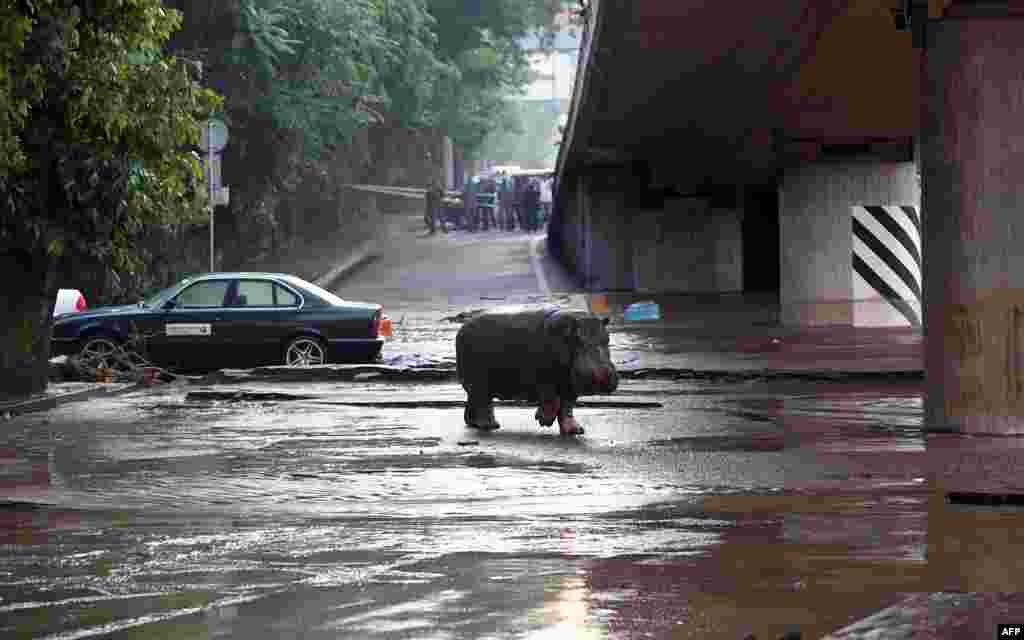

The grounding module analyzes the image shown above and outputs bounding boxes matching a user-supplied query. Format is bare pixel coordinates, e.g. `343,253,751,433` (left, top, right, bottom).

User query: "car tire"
284,336,326,367
77,335,125,371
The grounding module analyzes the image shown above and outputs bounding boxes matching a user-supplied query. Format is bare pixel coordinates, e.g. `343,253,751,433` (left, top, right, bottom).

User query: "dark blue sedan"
51,272,390,371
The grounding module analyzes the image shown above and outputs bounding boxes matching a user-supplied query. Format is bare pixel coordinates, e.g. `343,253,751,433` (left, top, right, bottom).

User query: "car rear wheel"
78,335,124,370
284,336,326,367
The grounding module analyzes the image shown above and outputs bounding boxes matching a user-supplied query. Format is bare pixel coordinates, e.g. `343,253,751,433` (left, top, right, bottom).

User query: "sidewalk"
0,381,139,418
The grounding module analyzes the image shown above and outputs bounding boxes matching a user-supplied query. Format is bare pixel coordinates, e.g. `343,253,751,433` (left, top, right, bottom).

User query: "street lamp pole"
208,120,215,273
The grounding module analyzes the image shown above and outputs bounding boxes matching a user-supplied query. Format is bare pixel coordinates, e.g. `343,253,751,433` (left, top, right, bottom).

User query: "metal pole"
208,120,215,273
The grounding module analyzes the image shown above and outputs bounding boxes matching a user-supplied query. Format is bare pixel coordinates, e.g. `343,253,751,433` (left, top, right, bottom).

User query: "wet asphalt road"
1,220,935,639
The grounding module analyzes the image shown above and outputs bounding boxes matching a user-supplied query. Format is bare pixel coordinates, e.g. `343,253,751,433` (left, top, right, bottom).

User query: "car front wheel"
284,336,326,367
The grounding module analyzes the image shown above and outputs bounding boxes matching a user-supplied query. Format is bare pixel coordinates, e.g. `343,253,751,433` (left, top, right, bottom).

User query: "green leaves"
241,2,301,74
209,0,555,157
0,0,223,273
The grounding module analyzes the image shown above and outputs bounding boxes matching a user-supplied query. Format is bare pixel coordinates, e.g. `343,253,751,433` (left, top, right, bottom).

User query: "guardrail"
343,184,463,200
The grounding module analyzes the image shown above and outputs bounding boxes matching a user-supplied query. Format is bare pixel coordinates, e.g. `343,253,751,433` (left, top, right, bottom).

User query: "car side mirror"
162,300,177,311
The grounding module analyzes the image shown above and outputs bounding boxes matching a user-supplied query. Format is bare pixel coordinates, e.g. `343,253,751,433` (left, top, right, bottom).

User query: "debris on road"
186,391,320,402
193,364,457,384
442,309,486,323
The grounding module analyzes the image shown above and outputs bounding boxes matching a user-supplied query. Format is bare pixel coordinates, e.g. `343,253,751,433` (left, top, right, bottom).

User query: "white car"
53,289,87,317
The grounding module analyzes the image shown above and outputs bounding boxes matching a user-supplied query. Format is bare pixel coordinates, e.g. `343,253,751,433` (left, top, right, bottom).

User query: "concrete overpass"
551,0,1024,434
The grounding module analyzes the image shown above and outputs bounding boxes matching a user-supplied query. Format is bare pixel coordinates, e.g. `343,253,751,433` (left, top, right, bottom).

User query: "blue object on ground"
624,301,660,321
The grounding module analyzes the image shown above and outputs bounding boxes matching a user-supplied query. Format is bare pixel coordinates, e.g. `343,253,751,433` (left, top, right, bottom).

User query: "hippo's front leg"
534,386,560,427
557,394,583,436
464,386,500,430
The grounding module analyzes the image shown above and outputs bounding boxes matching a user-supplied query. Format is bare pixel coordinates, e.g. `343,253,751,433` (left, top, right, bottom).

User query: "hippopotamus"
456,307,618,435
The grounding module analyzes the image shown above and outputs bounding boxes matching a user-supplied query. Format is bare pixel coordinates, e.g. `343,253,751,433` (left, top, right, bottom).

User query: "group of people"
424,171,553,235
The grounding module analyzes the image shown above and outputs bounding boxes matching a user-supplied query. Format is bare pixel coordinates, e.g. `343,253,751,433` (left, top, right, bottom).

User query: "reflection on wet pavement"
0,375,934,639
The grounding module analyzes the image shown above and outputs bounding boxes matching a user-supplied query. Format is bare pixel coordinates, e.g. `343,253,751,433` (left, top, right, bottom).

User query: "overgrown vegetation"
0,0,220,397
477,99,566,169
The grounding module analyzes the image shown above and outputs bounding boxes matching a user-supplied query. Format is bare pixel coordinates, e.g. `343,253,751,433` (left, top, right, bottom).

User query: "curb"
183,364,924,386
0,382,142,417
529,235,551,296
621,367,924,382
312,239,380,290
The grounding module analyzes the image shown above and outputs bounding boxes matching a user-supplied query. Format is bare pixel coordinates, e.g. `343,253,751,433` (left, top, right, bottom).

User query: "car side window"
274,284,300,307
235,280,275,306
174,281,231,308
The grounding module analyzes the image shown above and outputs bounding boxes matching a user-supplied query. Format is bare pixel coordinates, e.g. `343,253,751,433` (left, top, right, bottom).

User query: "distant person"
507,176,524,230
539,177,553,226
424,178,446,234
522,178,541,232
498,173,516,231
462,176,479,231
477,178,498,231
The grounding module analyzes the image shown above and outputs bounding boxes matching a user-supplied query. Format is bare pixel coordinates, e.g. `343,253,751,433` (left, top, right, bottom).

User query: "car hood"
54,304,144,322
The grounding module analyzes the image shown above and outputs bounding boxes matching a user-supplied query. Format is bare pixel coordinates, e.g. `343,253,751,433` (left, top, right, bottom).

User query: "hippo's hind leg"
557,394,584,436
464,385,500,430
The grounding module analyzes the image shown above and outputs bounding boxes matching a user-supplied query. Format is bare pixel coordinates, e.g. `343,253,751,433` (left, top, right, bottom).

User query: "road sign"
199,119,228,153
214,187,230,206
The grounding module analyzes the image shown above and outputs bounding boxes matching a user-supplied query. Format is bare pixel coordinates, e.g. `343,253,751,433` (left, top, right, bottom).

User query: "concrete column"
631,207,661,292
583,185,633,291
631,198,743,294
779,159,919,326
922,3,1024,434
710,205,744,292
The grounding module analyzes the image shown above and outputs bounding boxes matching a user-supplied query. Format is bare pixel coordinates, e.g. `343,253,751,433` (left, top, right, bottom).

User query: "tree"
477,99,564,168
0,1,221,399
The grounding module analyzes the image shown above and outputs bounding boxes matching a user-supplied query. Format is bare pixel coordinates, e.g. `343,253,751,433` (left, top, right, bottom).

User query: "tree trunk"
0,248,58,400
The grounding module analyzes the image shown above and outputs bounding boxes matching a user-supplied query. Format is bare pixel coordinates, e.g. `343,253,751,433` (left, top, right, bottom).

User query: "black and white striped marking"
851,205,922,327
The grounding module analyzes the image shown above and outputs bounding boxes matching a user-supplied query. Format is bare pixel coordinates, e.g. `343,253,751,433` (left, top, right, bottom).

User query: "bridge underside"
552,0,1024,434
562,0,921,190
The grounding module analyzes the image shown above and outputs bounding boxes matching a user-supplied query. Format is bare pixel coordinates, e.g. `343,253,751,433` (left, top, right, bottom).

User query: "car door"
147,279,232,370
216,278,293,367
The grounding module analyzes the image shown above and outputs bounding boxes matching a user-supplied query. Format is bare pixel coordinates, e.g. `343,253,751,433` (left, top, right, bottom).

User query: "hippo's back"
456,307,577,397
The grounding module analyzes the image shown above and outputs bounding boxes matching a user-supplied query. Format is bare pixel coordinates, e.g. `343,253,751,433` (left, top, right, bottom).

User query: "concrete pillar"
583,184,633,291
779,159,919,326
921,3,1024,434
710,205,744,292
631,198,743,294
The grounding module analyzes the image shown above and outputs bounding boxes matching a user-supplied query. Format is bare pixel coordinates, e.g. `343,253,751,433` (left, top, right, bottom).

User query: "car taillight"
372,310,393,338
75,293,87,312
